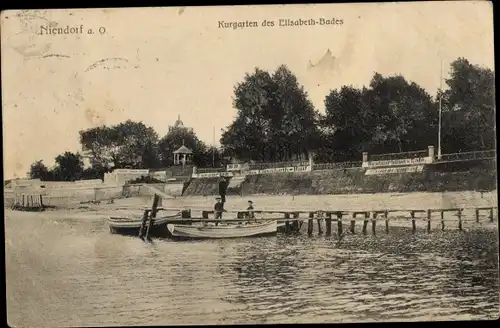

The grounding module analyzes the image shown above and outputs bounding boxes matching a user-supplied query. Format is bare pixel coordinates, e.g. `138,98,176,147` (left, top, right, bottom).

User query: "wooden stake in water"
385,211,389,234
371,212,377,235
475,208,480,223
317,213,323,235
139,210,149,239
350,212,356,234
362,212,369,235
337,212,343,236
458,209,463,231
427,209,432,233
307,212,314,235
411,211,416,234
441,211,445,230
325,212,332,236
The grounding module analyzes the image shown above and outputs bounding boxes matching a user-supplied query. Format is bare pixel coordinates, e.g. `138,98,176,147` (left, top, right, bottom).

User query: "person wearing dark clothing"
218,177,228,204
246,200,255,220
214,196,225,226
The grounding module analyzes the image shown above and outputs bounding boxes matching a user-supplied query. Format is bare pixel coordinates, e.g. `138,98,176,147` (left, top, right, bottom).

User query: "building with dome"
169,114,193,134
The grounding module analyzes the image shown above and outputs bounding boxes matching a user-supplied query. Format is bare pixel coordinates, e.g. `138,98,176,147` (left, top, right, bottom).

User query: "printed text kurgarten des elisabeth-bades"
218,18,344,29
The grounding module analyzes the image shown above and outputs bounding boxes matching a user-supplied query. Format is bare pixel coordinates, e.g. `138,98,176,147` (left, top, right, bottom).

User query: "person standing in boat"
214,196,226,226
218,177,228,205
246,200,255,221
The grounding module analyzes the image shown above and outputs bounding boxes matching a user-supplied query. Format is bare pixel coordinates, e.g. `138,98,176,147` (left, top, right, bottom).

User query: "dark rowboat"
108,213,181,237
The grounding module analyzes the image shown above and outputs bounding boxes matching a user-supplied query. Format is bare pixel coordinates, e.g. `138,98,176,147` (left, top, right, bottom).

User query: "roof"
173,145,193,154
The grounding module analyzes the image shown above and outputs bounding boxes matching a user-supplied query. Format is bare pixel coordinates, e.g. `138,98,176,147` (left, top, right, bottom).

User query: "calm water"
5,192,500,326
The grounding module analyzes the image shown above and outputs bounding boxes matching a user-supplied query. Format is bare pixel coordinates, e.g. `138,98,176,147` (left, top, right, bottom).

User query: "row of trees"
29,121,222,181
29,57,495,181
221,57,495,162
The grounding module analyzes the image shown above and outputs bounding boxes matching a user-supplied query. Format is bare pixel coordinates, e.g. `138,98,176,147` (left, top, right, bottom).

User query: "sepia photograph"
2,2,498,326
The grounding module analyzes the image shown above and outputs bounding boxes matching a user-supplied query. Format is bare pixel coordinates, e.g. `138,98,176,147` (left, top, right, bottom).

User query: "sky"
1,2,495,179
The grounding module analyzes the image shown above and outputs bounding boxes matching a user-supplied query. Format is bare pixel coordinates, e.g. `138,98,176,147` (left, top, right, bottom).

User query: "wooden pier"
132,194,498,239
11,194,45,211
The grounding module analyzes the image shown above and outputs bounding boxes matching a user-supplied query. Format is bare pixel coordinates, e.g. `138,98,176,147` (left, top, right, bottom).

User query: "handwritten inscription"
39,25,107,35
218,18,343,29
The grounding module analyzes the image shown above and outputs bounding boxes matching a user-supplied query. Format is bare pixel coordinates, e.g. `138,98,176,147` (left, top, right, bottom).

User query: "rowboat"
167,221,278,239
108,213,181,237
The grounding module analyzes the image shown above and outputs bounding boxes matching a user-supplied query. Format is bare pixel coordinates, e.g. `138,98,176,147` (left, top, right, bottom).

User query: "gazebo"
173,145,193,165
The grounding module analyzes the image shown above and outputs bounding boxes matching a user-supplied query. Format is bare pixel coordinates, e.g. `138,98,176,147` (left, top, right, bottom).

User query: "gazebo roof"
173,145,193,154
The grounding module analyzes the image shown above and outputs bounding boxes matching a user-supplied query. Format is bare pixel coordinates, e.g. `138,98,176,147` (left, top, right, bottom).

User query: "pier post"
441,211,445,230
293,212,300,232
181,209,192,219
317,212,323,235
489,208,494,222
145,194,160,240
308,212,314,235
350,213,356,234
475,208,480,223
337,212,343,236
362,212,369,235
385,211,389,234
411,211,416,234
284,212,291,233
458,209,463,231
325,212,332,236
151,194,160,218
427,209,431,233
138,210,149,239
371,212,377,235
39,194,44,208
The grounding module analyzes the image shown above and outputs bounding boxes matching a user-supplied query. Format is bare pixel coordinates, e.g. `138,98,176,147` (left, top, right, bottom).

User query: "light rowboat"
167,221,278,239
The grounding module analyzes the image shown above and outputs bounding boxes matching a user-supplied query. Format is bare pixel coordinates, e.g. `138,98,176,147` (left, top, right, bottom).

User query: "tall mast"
212,126,215,167
438,58,443,159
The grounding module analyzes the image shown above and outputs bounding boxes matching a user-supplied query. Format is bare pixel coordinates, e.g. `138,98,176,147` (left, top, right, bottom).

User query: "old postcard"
2,2,498,326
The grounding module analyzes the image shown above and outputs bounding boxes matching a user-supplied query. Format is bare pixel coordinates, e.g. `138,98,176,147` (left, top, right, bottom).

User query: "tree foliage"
28,160,49,180
221,65,320,162
440,58,495,152
79,120,160,169
158,127,210,167
52,151,84,181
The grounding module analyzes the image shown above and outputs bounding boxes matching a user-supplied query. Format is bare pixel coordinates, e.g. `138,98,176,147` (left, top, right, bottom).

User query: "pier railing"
196,167,227,174
437,150,496,163
247,161,310,170
368,149,429,162
312,161,362,171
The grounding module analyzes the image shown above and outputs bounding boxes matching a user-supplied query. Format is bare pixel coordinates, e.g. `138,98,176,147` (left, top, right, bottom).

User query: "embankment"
183,164,497,197
3,182,185,208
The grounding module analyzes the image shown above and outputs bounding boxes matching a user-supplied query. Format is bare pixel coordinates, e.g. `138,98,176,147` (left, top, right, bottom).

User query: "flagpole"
438,58,443,160
212,126,215,167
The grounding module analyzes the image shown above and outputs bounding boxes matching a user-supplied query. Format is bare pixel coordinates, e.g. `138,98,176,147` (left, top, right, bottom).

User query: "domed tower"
169,114,193,133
